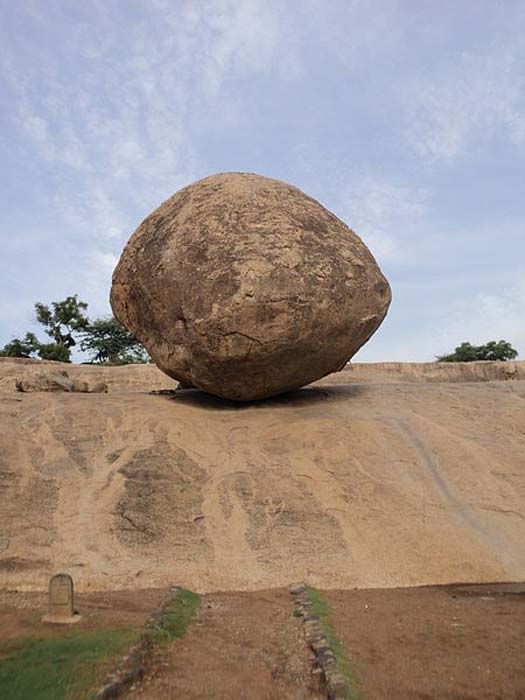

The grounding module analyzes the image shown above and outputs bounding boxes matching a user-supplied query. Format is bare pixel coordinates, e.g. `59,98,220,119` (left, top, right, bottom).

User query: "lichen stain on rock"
115,444,208,551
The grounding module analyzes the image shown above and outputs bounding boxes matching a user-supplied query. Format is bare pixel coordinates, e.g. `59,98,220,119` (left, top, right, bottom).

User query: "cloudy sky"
1,0,524,361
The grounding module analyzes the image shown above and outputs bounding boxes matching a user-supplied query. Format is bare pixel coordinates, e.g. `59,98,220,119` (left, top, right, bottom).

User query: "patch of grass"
0,628,137,700
0,589,201,700
147,588,201,646
306,587,361,700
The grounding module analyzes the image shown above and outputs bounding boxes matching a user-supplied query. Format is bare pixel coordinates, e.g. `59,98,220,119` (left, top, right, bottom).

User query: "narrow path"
126,589,322,700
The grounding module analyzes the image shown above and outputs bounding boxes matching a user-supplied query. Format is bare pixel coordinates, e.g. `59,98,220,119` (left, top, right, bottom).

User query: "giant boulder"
110,172,391,400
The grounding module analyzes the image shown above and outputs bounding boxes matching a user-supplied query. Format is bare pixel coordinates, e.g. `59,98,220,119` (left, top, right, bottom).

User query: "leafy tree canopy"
35,295,89,349
79,316,148,365
0,296,148,365
0,332,39,358
36,343,72,362
437,340,518,362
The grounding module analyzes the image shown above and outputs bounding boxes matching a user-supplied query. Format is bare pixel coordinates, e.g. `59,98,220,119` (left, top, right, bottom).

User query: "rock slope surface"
1,359,524,592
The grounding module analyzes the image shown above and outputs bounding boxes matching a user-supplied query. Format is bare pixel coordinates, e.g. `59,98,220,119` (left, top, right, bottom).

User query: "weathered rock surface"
110,172,391,400
2,358,524,395
15,371,73,393
14,369,107,394
1,358,525,592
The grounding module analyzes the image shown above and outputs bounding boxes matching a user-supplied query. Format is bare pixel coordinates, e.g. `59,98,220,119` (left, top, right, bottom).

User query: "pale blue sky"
1,0,524,361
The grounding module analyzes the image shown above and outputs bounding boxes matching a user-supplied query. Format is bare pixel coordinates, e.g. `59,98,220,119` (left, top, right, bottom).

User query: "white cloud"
88,249,118,274
1,0,294,248
435,275,525,358
2,1,524,364
73,249,120,320
23,114,48,142
304,0,403,73
0,299,36,325
358,271,525,362
404,37,525,161
54,187,132,242
338,177,429,263
185,0,283,97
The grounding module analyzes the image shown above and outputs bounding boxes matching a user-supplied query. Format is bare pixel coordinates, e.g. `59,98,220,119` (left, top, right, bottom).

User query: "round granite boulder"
110,172,391,401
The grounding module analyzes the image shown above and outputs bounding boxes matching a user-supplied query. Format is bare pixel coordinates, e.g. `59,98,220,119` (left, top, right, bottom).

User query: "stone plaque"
50,573,73,613
42,572,80,624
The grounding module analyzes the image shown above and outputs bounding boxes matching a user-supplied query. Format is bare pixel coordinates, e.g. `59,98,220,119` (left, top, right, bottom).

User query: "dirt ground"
1,584,524,698
126,589,321,700
326,583,525,700
0,588,166,648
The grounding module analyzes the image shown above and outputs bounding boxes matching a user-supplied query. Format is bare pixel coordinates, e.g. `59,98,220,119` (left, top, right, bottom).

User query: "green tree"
1,295,89,362
480,340,518,361
0,332,39,358
36,343,72,362
1,298,148,365
80,316,148,364
437,340,518,362
35,295,89,350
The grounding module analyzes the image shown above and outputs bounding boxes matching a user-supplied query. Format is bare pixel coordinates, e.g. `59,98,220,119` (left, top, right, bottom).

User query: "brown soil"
126,589,321,700
0,588,166,646
326,584,525,700
2,585,523,698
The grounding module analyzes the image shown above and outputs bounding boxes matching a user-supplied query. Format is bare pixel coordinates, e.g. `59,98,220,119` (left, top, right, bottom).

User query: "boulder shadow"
164,382,368,411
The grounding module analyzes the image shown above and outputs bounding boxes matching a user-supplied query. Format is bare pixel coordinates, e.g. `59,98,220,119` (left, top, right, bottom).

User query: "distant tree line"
1,296,519,366
436,340,518,363
0,295,148,365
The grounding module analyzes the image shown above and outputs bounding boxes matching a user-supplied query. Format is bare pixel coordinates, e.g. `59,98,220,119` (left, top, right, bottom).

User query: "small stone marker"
42,572,81,624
